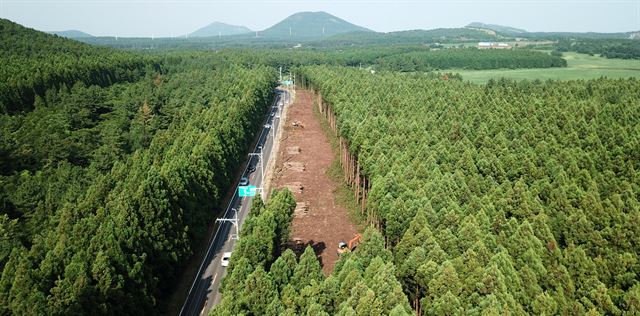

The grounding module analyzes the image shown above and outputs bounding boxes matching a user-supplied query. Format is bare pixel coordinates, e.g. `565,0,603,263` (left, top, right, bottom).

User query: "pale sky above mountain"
0,0,638,37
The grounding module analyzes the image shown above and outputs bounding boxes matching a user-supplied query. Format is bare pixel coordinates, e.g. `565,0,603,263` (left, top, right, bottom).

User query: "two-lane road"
179,88,289,316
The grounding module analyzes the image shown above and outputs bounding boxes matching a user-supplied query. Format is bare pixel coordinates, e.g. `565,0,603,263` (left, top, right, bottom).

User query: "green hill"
260,11,371,38
49,30,94,38
466,22,527,35
190,21,251,37
0,18,150,113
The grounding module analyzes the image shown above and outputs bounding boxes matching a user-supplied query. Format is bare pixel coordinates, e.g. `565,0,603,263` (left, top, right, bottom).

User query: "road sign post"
248,151,264,199
238,185,258,197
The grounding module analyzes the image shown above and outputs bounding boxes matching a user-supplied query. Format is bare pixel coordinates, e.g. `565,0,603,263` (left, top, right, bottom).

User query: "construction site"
269,90,358,273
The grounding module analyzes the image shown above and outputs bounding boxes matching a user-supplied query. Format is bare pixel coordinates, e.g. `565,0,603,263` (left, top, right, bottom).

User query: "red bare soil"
271,90,357,274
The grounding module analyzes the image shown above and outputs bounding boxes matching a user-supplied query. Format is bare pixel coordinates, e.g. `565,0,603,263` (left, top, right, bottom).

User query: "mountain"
260,11,372,38
190,22,252,37
49,30,94,38
466,22,527,35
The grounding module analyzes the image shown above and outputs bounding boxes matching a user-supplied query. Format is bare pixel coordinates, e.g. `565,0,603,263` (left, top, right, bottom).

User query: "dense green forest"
0,19,156,114
556,39,640,59
314,28,502,47
213,66,640,315
2,15,640,315
161,47,566,75
0,21,278,314
212,194,413,315
297,67,640,314
375,48,566,71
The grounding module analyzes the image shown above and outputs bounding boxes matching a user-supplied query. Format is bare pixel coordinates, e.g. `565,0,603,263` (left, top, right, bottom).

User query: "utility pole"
289,27,292,37
279,66,282,83
216,208,239,240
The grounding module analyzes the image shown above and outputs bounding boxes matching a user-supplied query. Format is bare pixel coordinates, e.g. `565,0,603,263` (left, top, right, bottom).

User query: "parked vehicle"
221,252,232,267
239,177,249,186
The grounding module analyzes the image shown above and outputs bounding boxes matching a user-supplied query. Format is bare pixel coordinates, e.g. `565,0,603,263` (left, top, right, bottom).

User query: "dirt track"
271,90,357,273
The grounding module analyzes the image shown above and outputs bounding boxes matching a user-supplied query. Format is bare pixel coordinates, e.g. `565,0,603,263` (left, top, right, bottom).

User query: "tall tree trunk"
355,159,360,200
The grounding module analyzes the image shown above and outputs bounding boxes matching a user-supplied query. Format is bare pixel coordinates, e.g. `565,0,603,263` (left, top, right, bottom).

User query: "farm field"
456,52,640,83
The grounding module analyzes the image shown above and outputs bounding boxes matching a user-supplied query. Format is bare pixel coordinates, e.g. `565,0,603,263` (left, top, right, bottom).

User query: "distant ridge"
628,31,640,39
466,22,527,35
261,11,372,38
49,30,94,38
190,22,252,37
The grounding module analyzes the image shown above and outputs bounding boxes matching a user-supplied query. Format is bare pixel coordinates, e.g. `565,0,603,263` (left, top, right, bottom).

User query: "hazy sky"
1,0,639,37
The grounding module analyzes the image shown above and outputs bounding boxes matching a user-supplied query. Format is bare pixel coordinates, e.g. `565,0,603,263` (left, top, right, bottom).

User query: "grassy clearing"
326,159,366,228
313,95,367,229
455,52,640,83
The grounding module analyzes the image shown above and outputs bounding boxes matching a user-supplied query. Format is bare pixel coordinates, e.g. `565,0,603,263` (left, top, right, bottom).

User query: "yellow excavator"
337,234,362,256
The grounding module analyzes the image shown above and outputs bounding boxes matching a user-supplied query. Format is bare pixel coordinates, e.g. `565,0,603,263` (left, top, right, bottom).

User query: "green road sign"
239,185,258,197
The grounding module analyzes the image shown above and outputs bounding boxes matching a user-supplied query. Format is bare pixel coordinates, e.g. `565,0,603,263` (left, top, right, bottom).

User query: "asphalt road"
179,88,290,316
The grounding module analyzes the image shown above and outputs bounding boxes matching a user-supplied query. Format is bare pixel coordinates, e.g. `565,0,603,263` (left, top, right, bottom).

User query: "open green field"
456,52,640,83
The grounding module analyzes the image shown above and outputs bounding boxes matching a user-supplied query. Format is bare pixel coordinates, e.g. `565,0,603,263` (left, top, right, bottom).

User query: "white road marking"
199,299,208,315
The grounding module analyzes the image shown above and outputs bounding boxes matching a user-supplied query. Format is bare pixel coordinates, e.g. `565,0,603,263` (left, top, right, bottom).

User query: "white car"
264,124,271,129
221,252,232,267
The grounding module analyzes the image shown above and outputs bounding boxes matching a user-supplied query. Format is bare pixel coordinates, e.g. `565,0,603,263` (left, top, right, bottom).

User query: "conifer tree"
269,249,297,292
242,266,277,315
292,246,324,291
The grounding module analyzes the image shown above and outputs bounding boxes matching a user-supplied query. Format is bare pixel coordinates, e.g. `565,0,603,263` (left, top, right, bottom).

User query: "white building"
477,42,512,49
